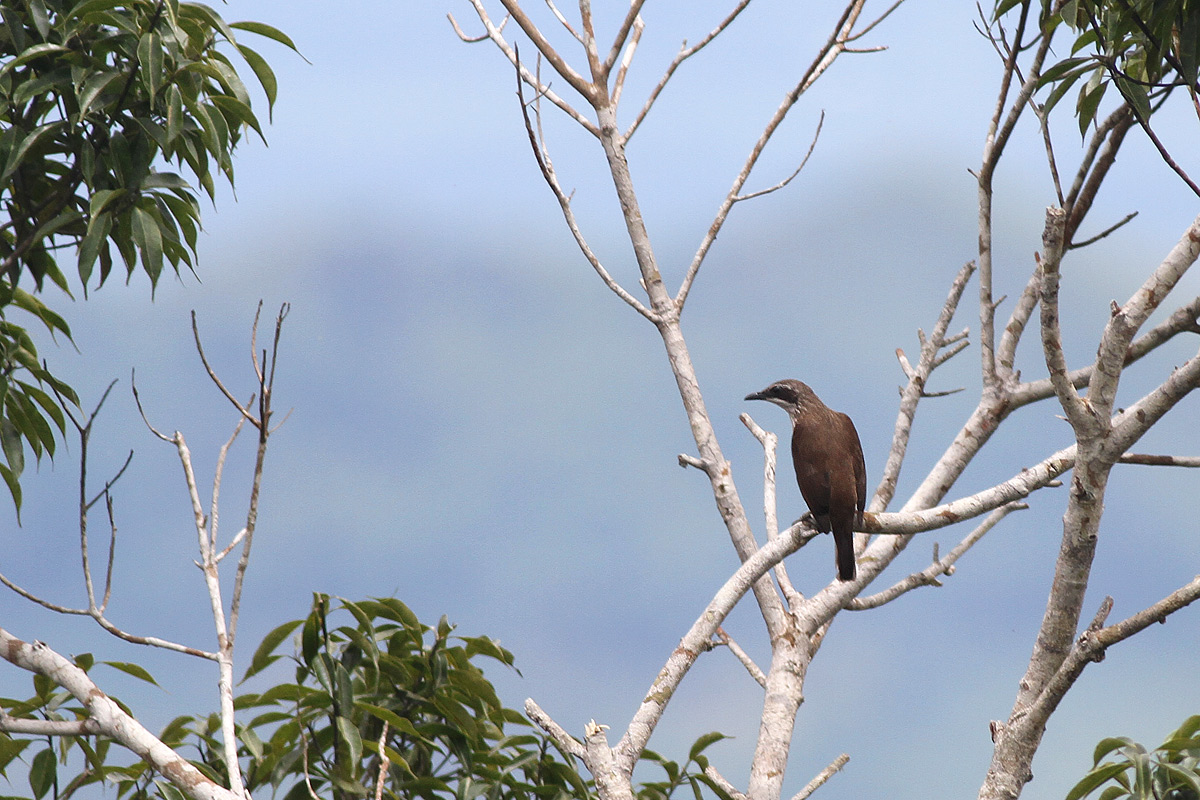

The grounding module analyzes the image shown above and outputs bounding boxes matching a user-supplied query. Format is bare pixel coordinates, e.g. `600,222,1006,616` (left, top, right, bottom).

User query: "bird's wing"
837,412,868,518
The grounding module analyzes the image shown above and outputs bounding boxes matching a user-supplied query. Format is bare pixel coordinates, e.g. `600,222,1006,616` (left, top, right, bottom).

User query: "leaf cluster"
1067,715,1200,800
636,734,734,800
0,0,297,512
0,597,734,800
995,0,1200,134
222,593,593,800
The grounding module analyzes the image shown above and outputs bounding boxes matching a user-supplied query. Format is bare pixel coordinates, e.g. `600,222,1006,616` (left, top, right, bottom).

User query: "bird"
744,379,866,581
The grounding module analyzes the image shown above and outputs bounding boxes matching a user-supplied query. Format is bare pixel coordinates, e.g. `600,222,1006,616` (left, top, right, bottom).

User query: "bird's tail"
834,530,856,581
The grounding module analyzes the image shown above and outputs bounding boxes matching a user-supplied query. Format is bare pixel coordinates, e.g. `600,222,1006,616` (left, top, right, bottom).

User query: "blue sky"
3,2,1199,798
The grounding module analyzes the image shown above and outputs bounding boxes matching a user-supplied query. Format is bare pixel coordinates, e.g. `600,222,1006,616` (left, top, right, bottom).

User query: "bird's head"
744,379,821,418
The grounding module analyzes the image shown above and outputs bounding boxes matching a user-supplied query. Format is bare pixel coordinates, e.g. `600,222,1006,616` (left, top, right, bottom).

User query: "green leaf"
1096,786,1129,800
138,32,164,100
2,121,66,183
1112,74,1150,122
181,3,239,46
230,20,301,52
1065,763,1131,800
1159,763,1200,797
166,83,184,144
1038,55,1090,87
77,69,126,120
302,594,327,665
29,748,55,799
1168,716,1200,741
141,171,191,190
236,44,278,118
1076,72,1108,137
0,464,24,518
336,715,363,768
687,731,729,763
210,94,264,139
160,192,200,252
1095,737,1141,765
101,661,162,687
130,205,164,285
0,44,71,82
89,188,127,217
243,619,303,681
1,420,25,477
64,0,129,20
78,213,111,289
11,288,72,339
18,383,66,434
29,0,51,38
154,778,187,800
0,737,33,777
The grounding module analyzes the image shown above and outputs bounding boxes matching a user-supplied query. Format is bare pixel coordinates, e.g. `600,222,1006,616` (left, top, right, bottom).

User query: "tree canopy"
0,0,297,511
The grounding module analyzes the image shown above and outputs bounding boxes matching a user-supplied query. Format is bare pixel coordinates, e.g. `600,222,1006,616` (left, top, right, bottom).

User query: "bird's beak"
744,391,766,402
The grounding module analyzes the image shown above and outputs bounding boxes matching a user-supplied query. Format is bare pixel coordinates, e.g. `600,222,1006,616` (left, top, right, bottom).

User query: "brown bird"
745,379,866,581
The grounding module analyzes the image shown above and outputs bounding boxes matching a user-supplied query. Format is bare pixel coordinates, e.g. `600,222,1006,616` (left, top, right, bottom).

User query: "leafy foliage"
0,597,733,800
1066,716,1200,800
228,594,594,800
0,0,298,512
996,0,1200,134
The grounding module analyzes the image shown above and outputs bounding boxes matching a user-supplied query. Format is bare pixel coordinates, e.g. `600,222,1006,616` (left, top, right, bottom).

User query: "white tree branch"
0,629,239,800
454,2,599,134
716,626,767,687
848,502,1025,609
789,753,850,800
741,412,801,606
513,58,656,320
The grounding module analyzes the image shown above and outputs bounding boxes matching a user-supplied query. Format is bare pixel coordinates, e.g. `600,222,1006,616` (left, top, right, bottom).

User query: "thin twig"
374,721,390,800
446,11,508,43
611,15,644,108
677,0,876,311
790,753,850,800
848,502,1025,609
741,411,801,606
872,262,975,512
1068,211,1137,250
193,311,258,427
514,48,656,321
715,627,766,687
602,0,650,76
544,0,582,43
624,0,754,141
733,112,824,202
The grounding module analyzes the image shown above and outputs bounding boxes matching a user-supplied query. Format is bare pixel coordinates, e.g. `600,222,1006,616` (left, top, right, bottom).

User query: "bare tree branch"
602,0,650,75
513,52,656,321
525,698,587,760
0,630,238,800
703,765,748,800
789,753,850,800
847,502,1025,609
495,0,598,102
624,0,754,141
732,113,823,203
741,412,801,607
872,261,975,513
715,626,766,687
676,0,878,312
456,2,599,133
